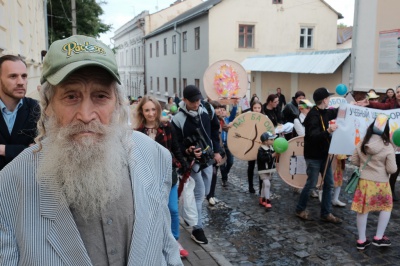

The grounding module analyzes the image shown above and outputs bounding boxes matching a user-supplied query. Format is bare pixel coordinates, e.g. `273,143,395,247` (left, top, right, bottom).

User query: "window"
165,77,168,93
156,41,159,57
157,77,160,92
172,35,176,54
173,78,177,94
150,77,153,91
125,50,128,66
149,43,153,58
195,79,200,89
300,27,313,49
182,31,187,52
273,0,282,4
133,48,136,65
164,38,167,55
183,78,187,88
195,27,200,50
238,25,254,48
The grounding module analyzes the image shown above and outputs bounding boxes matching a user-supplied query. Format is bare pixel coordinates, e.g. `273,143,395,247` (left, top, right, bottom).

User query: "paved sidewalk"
179,219,232,266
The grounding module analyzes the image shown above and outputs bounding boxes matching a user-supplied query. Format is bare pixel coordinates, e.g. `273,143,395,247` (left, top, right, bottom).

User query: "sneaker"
320,213,342,224
249,187,256,193
332,199,346,207
222,180,228,187
177,241,189,257
208,197,216,206
191,228,208,244
265,199,272,208
372,236,391,247
357,239,371,250
310,190,319,198
259,197,267,207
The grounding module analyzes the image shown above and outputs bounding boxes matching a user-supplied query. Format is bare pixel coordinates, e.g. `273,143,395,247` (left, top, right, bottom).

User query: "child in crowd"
351,114,397,250
257,132,277,209
332,154,347,207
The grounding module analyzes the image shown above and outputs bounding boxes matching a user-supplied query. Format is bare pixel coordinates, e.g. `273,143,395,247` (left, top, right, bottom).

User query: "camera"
184,128,215,168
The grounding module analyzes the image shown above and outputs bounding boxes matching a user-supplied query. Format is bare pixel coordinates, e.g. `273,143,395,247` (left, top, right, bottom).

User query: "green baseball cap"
41,35,121,85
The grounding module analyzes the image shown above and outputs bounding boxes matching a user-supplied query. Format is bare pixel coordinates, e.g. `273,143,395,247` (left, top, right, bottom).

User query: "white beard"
38,115,128,220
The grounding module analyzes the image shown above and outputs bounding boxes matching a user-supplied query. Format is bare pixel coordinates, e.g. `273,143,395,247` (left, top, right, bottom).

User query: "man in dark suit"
0,55,39,170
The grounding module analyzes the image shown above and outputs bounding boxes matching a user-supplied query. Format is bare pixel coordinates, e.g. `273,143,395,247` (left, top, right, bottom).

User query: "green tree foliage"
47,0,111,45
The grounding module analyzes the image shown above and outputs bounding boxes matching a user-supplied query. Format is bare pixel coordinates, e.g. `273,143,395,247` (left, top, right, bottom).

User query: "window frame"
182,31,187,52
149,43,153,58
172,35,176,54
299,26,314,49
238,24,254,48
194,27,200,50
156,41,159,57
164,38,167,55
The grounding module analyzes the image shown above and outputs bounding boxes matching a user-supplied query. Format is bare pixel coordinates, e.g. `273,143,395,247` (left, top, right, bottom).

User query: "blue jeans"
168,184,179,240
220,145,234,181
191,164,213,229
296,158,334,217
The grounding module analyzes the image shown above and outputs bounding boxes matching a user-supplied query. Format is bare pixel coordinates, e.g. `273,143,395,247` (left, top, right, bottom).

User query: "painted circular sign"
277,136,324,188
227,112,275,161
203,60,247,104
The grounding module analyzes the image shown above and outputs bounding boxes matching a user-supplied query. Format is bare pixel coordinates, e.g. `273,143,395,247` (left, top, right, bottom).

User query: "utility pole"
71,0,77,35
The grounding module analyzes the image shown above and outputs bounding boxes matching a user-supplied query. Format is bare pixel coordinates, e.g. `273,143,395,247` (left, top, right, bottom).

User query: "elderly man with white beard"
0,35,182,266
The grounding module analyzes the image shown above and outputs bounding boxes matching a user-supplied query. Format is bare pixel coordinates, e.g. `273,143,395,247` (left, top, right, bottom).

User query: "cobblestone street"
201,159,400,265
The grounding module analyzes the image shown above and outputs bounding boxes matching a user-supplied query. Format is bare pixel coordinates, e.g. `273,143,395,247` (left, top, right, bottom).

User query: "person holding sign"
351,115,396,249
295,87,342,223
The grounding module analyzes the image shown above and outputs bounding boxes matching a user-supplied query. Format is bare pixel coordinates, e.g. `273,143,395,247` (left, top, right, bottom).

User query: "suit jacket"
0,97,39,170
0,131,182,266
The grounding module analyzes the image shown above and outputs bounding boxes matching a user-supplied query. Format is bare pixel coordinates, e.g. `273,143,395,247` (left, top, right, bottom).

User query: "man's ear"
44,104,53,117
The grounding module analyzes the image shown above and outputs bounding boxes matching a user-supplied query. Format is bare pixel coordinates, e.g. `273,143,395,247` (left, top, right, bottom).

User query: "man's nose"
76,99,97,123
17,75,26,85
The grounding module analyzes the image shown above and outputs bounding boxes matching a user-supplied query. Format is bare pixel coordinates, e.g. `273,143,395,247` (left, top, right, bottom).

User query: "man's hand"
193,147,202,159
214,153,222,164
0,144,5,156
328,124,338,134
356,98,369,106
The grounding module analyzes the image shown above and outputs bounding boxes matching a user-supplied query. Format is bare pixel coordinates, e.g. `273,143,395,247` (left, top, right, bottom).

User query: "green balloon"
392,129,400,146
273,137,289,153
170,105,178,113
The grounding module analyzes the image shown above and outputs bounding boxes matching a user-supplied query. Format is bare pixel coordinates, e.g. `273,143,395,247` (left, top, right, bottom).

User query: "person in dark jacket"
257,131,277,209
282,91,305,124
295,87,342,224
0,55,39,170
172,85,222,245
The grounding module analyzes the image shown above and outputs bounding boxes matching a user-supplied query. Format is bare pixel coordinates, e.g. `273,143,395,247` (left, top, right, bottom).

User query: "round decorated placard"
277,136,325,188
203,60,247,104
227,112,275,161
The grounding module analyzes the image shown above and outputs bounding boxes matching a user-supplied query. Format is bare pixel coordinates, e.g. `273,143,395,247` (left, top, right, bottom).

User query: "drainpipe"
350,0,360,93
44,0,49,49
174,22,182,97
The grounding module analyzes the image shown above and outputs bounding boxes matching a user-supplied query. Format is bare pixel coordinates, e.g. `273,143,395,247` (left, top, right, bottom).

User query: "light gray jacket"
351,134,397,182
0,131,182,266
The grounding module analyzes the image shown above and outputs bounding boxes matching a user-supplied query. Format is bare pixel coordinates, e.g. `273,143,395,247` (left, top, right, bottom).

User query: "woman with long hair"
381,88,395,103
134,96,189,257
351,115,397,250
247,100,263,193
263,94,280,127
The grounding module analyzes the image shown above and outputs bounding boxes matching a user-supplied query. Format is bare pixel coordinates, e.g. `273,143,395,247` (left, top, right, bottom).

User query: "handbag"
345,155,371,194
179,176,198,226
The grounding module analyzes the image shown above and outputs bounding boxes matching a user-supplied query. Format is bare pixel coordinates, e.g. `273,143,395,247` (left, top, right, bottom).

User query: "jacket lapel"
11,102,28,135
126,142,160,265
0,113,10,140
39,153,92,266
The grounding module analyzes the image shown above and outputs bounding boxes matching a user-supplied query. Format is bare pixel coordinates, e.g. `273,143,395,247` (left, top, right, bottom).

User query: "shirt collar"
0,98,24,113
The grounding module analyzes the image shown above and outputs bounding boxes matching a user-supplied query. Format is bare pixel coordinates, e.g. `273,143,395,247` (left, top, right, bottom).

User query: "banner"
329,103,400,155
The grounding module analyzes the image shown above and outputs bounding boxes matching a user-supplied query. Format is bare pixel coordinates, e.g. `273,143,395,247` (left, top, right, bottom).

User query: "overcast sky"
98,0,355,46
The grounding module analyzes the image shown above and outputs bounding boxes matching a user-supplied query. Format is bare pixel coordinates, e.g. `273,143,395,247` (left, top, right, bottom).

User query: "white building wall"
0,0,46,97
352,0,400,92
208,0,338,65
